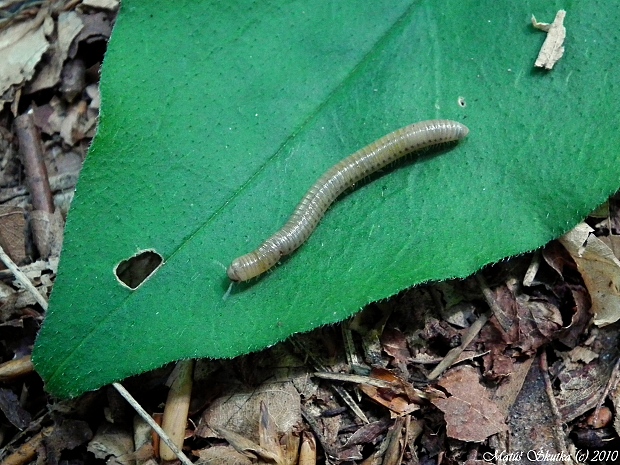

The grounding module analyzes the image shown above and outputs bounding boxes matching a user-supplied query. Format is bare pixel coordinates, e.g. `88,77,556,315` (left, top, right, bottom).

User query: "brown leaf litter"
1,3,620,464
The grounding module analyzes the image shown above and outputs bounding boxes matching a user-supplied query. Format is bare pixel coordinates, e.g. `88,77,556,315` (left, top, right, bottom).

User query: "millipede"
227,119,469,282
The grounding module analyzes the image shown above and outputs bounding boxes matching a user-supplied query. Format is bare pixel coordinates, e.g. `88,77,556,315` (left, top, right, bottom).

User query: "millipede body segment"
227,119,469,282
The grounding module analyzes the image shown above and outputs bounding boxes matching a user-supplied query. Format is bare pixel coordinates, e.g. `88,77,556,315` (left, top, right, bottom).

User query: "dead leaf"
505,358,565,462
258,401,286,465
47,418,93,465
194,445,253,465
431,366,507,442
383,416,407,465
380,327,411,369
0,387,31,429
0,206,26,264
72,11,113,53
60,59,86,102
0,7,53,104
205,401,290,464
542,240,578,278
3,257,58,309
299,431,316,465
343,417,390,448
481,279,563,355
27,11,83,93
30,209,64,259
559,222,620,325
555,326,620,422
532,10,567,69
197,381,300,443
81,0,120,11
212,425,282,463
611,377,620,437
87,422,134,465
359,368,423,416
566,346,598,364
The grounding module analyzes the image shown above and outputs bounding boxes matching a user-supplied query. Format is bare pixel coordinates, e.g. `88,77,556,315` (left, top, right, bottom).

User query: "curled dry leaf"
431,365,507,442
559,222,620,326
482,280,563,355
26,11,84,93
532,10,567,70
380,327,411,371
0,7,52,103
0,387,31,428
342,417,391,447
359,367,424,416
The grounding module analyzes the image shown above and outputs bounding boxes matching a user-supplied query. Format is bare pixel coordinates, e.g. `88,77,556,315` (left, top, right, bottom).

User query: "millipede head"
227,262,243,282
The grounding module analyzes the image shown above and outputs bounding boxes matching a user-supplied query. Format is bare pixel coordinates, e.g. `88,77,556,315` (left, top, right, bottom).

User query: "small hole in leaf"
114,250,163,290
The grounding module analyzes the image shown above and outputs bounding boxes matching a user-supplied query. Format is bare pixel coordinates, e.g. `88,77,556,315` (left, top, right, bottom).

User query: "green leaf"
33,0,620,398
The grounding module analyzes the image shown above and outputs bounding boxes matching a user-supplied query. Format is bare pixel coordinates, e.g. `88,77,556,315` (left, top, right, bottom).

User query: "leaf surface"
33,0,620,397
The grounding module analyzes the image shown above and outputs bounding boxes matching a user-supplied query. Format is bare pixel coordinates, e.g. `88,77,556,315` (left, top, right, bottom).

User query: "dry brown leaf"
431,366,507,442
0,7,52,103
27,11,83,93
212,425,282,463
383,416,406,465
343,417,390,447
73,11,113,49
559,222,620,326
87,422,134,465
558,285,592,348
542,240,577,277
380,327,410,369
60,100,87,145
504,359,568,463
197,381,300,443
359,367,423,416
555,326,620,422
0,206,26,264
258,401,286,465
30,209,64,259
194,445,253,465
482,280,562,355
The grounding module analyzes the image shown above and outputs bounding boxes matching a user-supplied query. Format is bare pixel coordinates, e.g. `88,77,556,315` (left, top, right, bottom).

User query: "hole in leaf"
114,250,163,290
